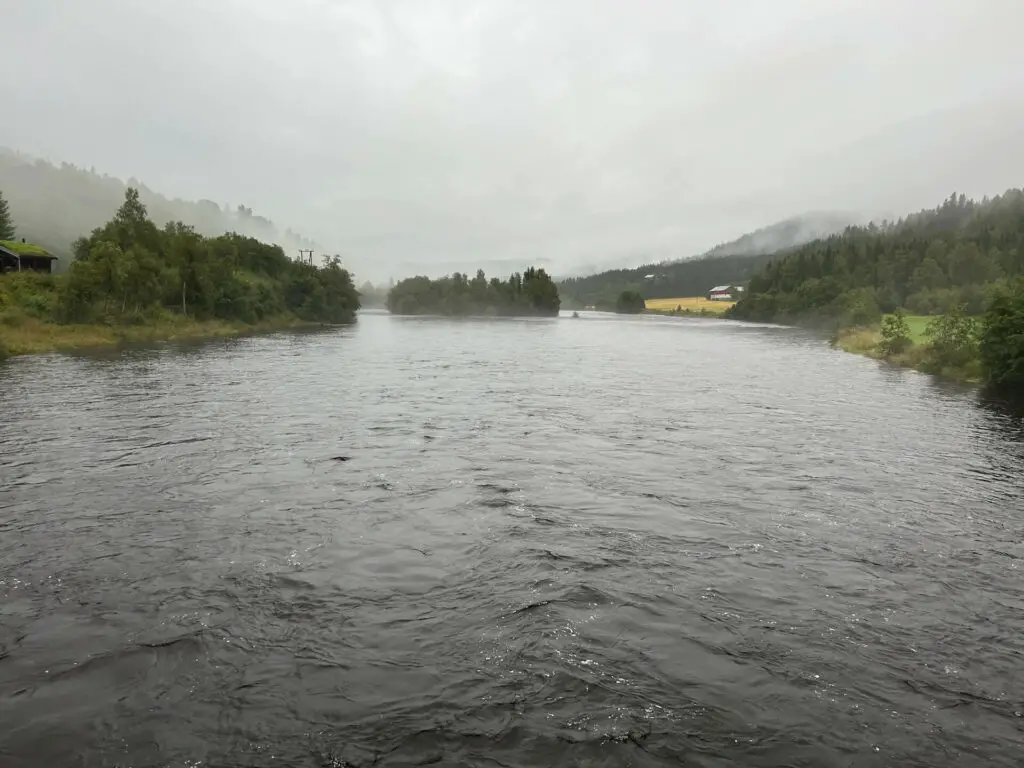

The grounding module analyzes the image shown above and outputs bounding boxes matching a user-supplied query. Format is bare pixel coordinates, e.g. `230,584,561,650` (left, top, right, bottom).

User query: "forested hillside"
729,190,1024,326
387,268,560,317
559,213,859,309
0,148,325,265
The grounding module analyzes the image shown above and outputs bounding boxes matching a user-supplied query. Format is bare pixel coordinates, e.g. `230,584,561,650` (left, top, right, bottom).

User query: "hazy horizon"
3,1,1024,282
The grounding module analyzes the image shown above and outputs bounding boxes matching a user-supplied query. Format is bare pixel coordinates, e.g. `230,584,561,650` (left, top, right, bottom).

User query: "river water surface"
2,311,1023,767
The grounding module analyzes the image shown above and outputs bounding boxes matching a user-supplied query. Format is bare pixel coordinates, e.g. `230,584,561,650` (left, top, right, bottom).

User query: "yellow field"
644,296,735,313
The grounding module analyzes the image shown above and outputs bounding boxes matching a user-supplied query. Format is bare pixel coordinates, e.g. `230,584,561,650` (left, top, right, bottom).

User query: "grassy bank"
0,312,323,358
0,271,333,359
832,314,983,383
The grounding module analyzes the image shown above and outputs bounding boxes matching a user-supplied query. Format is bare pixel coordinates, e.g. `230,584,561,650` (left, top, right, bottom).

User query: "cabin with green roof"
0,240,58,273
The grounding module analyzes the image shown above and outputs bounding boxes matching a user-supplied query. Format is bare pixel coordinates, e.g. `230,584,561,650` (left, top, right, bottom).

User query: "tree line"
386,267,560,317
729,190,1024,326
558,213,857,309
729,189,1024,391
560,253,775,310
5,188,360,327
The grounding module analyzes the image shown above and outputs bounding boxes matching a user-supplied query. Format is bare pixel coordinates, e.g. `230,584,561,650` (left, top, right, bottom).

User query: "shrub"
0,273,59,322
979,284,1024,392
615,290,645,314
878,310,912,355
922,304,978,374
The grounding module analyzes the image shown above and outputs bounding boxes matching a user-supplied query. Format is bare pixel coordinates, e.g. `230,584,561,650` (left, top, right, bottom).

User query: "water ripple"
1,313,1023,767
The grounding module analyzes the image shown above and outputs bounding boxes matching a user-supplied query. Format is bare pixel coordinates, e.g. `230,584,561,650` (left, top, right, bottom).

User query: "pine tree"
0,190,15,240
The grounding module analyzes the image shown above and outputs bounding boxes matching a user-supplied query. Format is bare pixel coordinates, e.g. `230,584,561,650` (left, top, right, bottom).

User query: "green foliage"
615,290,646,314
0,272,57,318
730,190,1024,326
922,304,979,374
386,267,560,317
905,287,962,315
0,273,59,342
0,190,13,240
56,188,359,325
838,287,881,328
878,309,912,355
979,282,1024,392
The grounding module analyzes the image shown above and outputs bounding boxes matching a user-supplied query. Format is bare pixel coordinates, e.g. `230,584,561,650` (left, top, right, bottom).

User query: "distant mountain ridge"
0,147,331,269
698,212,869,260
558,211,866,308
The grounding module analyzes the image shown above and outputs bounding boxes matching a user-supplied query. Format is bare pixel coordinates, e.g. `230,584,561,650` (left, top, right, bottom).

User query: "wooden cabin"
0,241,58,274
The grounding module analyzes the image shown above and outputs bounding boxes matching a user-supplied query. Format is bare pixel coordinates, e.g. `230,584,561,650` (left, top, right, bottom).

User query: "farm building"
0,241,58,274
706,284,744,301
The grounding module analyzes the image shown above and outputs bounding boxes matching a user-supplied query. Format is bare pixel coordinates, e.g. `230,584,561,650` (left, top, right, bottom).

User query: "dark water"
2,311,1023,767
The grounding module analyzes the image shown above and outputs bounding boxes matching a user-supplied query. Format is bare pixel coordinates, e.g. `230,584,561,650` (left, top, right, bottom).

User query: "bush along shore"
728,189,1024,393
0,189,360,358
824,294,1024,391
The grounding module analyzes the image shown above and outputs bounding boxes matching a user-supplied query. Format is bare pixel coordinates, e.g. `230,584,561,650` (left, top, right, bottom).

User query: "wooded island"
386,267,560,317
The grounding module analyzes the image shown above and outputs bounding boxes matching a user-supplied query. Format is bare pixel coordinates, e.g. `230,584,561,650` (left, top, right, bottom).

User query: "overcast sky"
3,0,1024,281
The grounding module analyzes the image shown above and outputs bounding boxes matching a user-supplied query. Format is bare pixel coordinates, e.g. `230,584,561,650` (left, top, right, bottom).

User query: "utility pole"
298,248,314,266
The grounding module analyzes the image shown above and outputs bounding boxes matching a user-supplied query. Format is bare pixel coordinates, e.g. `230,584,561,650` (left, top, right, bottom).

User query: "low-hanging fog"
2,0,1024,282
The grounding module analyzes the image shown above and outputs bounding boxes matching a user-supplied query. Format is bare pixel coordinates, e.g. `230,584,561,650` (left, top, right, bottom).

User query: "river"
2,310,1023,767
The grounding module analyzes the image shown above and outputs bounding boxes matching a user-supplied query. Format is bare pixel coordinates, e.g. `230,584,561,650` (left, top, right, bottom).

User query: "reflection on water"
2,311,1023,767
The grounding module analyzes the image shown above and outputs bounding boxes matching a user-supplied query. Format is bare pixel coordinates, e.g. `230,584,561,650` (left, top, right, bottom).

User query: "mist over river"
2,310,1023,767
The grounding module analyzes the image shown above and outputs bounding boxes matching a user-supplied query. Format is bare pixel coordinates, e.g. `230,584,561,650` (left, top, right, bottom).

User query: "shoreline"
642,307,985,385
0,315,337,359
830,325,981,384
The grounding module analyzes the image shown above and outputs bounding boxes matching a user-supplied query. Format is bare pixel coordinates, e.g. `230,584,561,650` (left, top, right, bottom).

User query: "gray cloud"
3,0,1023,281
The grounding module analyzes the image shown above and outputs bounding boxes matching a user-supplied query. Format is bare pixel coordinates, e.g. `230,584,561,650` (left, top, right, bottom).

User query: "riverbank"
0,314,322,359
831,317,983,383
0,187,360,364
